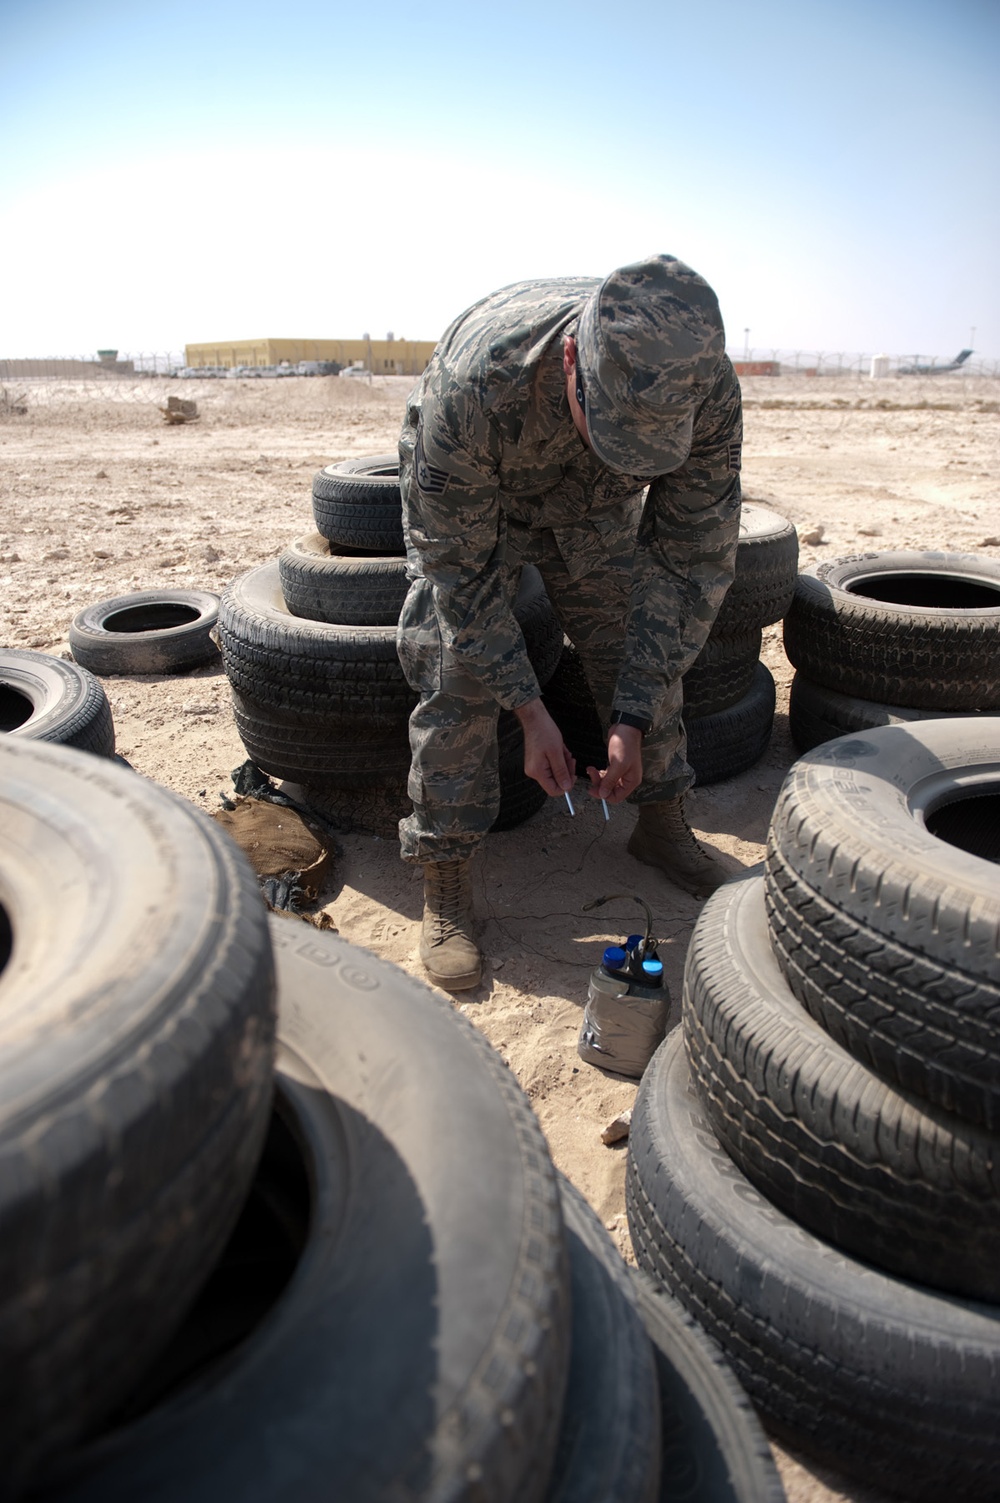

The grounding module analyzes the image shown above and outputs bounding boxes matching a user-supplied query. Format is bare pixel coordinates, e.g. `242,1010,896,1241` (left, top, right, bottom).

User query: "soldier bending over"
396,254,743,990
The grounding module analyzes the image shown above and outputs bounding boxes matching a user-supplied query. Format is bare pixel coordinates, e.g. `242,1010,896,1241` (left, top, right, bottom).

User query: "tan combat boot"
627,796,734,899
419,858,482,990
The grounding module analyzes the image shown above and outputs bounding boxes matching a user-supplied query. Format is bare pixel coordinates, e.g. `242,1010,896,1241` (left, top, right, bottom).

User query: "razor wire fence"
1,349,999,418
0,353,187,413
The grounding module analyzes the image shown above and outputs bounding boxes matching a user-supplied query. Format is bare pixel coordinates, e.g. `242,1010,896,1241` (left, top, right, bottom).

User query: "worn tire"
230,689,411,790
626,1030,1000,1502
787,670,1000,753
765,720,1000,1129
543,647,775,784
492,711,549,832
683,630,762,718
546,1177,660,1503
782,551,1000,710
278,532,409,626
0,738,276,1494
39,919,571,1503
540,644,606,772
684,872,1000,1301
687,663,775,785
312,454,405,552
712,503,799,636
268,714,549,833
69,589,221,675
0,648,115,756
628,1271,785,1503
512,567,564,691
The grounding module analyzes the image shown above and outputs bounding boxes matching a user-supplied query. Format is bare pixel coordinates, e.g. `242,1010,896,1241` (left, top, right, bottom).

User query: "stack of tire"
784,549,1000,750
1,736,785,1503
627,716,1000,1501
219,456,565,833
543,503,798,785
0,735,278,1499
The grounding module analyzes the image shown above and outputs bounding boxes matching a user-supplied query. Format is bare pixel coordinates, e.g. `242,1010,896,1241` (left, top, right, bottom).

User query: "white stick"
564,790,575,816
601,799,610,821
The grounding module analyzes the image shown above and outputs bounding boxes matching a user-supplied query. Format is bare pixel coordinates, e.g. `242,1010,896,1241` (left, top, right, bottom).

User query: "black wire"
476,819,685,971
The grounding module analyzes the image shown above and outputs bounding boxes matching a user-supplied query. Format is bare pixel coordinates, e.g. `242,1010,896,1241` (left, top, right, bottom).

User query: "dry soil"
2,369,998,1502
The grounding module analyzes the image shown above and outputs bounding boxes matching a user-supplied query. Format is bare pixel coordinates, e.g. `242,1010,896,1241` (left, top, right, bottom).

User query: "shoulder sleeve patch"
415,429,450,495
728,440,742,472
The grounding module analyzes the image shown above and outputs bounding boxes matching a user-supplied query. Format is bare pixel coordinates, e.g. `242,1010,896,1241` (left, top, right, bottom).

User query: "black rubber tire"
683,629,762,718
764,719,1000,1129
0,648,115,756
230,688,412,790
626,1030,1000,1502
712,503,799,636
269,714,550,836
39,918,571,1503
493,770,548,833
782,551,1000,710
235,704,551,819
492,711,549,832
684,872,1000,1301
311,453,405,552
0,738,276,1494
541,644,607,773
69,589,221,675
513,567,564,691
222,563,561,731
220,562,416,728
686,663,776,785
546,1177,660,1503
542,647,774,784
628,1270,786,1503
278,532,409,626
787,670,1000,753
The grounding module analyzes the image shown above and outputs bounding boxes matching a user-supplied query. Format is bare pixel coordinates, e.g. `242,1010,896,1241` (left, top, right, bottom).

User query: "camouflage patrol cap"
575,254,726,477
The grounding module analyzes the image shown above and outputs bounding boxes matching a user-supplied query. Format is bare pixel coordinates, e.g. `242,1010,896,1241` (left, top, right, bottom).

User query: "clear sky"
2,0,997,360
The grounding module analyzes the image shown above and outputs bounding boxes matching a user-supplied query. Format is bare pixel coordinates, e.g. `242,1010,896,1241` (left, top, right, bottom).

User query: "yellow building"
183,336,437,375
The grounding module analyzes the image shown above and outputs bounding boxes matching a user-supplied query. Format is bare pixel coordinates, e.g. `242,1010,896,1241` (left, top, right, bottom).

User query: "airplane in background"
897,348,974,375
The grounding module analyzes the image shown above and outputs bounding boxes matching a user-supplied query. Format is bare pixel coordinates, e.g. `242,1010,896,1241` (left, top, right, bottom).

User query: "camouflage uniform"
396,257,743,864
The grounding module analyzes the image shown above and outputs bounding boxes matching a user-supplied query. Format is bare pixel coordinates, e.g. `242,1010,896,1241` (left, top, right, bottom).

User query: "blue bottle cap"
641,958,664,979
625,933,644,951
602,945,627,970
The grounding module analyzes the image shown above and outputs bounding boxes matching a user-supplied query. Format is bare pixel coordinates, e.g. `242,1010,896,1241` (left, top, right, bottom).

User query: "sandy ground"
2,370,998,1502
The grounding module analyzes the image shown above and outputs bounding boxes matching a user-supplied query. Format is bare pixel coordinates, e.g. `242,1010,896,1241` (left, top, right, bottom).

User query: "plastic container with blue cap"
579,935,672,1079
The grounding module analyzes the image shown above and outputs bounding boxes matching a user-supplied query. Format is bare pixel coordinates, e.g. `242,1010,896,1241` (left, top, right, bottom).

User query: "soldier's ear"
562,336,577,376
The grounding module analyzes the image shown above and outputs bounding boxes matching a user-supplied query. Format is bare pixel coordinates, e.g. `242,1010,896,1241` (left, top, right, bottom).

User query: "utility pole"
743,328,750,361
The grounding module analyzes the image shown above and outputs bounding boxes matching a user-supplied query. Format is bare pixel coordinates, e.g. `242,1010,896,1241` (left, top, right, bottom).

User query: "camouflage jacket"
398,277,742,722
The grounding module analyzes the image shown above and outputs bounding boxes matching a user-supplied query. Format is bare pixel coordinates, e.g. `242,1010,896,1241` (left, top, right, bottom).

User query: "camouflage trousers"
396,516,693,865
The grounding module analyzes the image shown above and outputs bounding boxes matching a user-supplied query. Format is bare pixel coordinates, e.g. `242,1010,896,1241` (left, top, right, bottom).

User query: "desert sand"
1,368,998,1502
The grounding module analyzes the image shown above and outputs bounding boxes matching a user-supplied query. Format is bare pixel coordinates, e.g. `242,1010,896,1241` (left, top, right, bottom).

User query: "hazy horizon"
2,0,998,361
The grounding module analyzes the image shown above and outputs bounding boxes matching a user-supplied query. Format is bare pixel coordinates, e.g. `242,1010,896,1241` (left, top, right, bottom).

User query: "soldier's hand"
587,725,643,804
515,698,576,796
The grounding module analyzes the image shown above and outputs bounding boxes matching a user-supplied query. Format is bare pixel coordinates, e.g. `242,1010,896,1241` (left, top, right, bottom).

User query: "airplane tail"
953,349,973,365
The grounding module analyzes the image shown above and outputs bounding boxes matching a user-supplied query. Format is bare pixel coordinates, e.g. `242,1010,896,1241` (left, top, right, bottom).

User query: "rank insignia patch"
415,431,449,495
728,441,742,472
